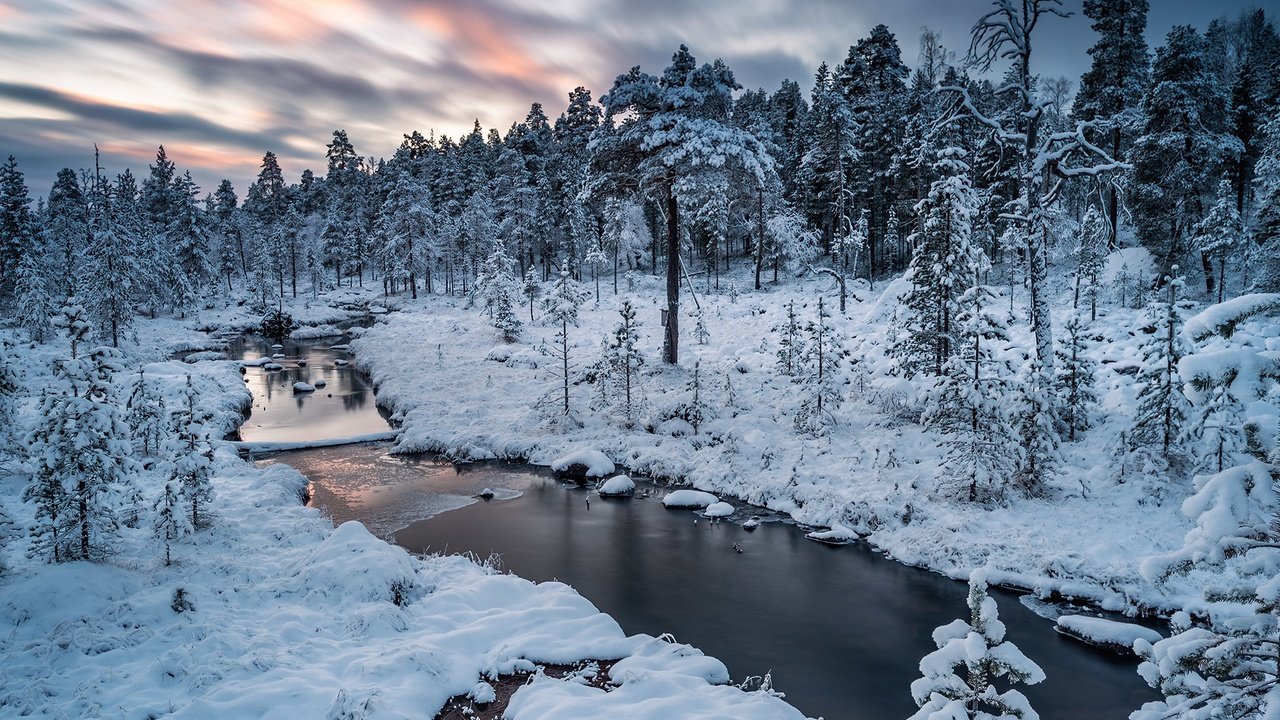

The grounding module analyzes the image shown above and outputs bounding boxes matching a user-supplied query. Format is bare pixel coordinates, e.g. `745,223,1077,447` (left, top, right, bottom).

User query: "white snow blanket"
703,501,735,518
1055,615,1162,654
551,449,616,478
597,475,636,496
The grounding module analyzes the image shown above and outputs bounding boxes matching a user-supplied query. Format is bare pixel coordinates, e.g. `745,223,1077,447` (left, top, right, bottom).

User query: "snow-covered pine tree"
211,179,242,291
1129,270,1193,465
1133,461,1278,720
541,269,587,415
765,205,819,279
167,171,212,314
693,307,711,346
153,478,191,567
1194,178,1243,304
895,145,982,378
1016,360,1060,490
1255,116,1280,292
167,374,214,530
23,299,136,562
584,237,608,302
794,296,843,436
602,299,644,425
85,177,141,348
1074,206,1108,322
379,172,434,300
922,267,1022,504
14,240,52,342
775,300,805,378
522,266,540,322
125,368,167,459
475,239,521,342
0,341,18,459
1186,384,1247,475
1054,314,1099,442
0,155,38,306
909,569,1045,720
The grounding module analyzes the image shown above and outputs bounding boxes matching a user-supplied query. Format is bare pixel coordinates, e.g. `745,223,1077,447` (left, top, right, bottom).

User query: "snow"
597,475,636,497
1054,615,1162,654
805,524,859,545
550,448,616,478
292,381,315,393
0,343,809,719
313,378,327,388
702,501,735,518
333,358,350,366
290,323,345,340
1182,293,1280,341
662,489,720,509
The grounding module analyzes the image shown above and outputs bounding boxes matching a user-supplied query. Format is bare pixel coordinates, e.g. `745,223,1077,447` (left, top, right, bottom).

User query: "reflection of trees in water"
342,392,368,411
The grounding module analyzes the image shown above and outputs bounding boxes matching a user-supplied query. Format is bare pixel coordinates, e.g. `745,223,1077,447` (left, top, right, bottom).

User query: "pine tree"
909,570,1045,720
1254,116,1280,291
44,168,88,298
379,172,434,299
23,300,136,562
167,171,211,313
85,174,141,348
1193,178,1243,303
211,179,242,290
693,307,711,346
601,299,644,425
1130,270,1193,464
896,145,983,378
125,368,167,458
1054,315,1099,442
922,270,1022,504
794,297,843,436
0,155,37,303
153,478,191,566
542,269,587,415
775,300,805,377
475,239,521,341
1016,360,1061,491
167,375,215,530
1187,384,1247,475
1074,0,1151,250
0,341,18,458
1074,207,1108,322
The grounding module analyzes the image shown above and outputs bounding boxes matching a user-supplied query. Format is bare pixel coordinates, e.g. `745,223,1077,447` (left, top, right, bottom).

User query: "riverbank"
0,315,808,719
347,266,1221,618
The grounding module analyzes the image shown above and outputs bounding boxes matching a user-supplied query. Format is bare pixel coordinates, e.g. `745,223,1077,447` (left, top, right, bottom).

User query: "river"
239,332,1157,720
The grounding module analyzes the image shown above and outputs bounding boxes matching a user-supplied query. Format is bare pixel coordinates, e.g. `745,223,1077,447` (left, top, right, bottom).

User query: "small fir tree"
909,570,1045,720
541,269,588,415
1053,315,1099,442
1129,269,1193,464
794,297,843,436
775,300,805,378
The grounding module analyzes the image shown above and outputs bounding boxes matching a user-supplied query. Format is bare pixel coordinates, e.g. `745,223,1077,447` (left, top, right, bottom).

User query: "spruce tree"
1054,315,1099,442
922,268,1021,504
153,478,191,567
794,297,843,436
23,300,136,562
475,239,521,341
1194,178,1243,303
1017,360,1060,491
0,155,37,301
775,300,805,378
601,299,644,425
542,269,588,415
909,570,1045,720
1187,384,1246,475
1074,207,1108,322
1130,270,1193,464
167,375,214,530
125,368,167,459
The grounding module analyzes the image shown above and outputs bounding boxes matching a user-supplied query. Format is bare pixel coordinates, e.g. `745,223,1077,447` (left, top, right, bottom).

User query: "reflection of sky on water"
231,334,389,443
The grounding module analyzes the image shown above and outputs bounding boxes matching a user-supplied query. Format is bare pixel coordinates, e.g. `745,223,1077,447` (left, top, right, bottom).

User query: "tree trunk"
755,185,765,290
664,185,680,365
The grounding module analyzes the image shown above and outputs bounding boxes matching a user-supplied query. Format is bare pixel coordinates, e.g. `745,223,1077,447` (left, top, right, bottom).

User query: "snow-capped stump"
550,448,616,480
1054,615,1162,655
703,501,735,518
478,488,496,500
313,378,327,388
597,475,636,497
293,382,315,393
662,489,719,509
805,523,859,545
334,359,350,367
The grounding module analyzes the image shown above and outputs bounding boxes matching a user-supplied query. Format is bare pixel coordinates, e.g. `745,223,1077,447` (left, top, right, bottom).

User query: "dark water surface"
244,337,1156,720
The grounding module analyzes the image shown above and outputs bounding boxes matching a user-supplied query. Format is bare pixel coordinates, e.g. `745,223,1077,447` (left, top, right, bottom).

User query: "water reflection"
229,332,390,443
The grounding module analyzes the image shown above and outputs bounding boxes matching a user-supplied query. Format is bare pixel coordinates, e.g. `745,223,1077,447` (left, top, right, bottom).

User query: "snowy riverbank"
0,317,808,719
349,266,1236,617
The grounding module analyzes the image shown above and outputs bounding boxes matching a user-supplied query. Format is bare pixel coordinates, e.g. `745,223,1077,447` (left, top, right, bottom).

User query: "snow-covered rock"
262,362,284,371
805,524,859,545
662,490,719,509
240,357,273,367
551,449,616,479
1054,615,1162,655
334,359,350,367
597,475,636,497
293,382,315,393
702,501,735,518
313,378,327,388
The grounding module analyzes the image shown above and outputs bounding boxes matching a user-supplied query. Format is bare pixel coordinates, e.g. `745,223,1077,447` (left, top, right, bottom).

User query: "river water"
243,334,1157,720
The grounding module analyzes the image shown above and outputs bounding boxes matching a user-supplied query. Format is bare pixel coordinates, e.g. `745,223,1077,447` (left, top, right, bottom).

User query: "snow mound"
314,378,327,388
293,382,315,393
240,357,273,367
551,449,616,478
806,524,859,545
293,521,416,604
597,475,636,497
662,490,719,509
263,362,283,371
1183,293,1280,341
1054,615,1162,655
702,501,735,518
334,359,350,366
291,324,345,340
183,350,226,362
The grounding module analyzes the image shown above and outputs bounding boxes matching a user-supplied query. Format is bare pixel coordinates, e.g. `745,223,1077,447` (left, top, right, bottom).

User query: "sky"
1,0,1275,198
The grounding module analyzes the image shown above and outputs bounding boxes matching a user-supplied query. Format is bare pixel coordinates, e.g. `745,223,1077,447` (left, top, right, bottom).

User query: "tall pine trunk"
664,185,679,365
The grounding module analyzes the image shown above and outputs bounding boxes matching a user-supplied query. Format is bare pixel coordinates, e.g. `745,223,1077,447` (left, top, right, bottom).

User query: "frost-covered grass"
347,256,1275,616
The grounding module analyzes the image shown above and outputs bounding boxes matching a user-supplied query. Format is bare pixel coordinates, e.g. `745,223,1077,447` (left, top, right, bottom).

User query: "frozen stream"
241,333,1156,720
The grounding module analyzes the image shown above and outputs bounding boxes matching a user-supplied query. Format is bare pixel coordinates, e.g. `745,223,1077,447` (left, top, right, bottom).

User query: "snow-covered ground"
345,258,1272,617
0,301,808,719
